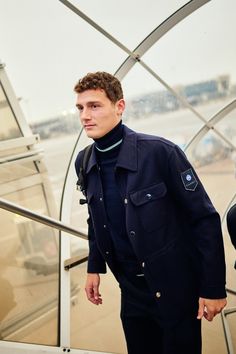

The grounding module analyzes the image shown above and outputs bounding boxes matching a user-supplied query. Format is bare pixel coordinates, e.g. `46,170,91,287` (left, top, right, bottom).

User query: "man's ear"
116,99,125,115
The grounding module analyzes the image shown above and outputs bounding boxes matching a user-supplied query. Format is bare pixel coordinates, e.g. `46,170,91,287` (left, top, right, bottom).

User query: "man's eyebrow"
76,100,101,107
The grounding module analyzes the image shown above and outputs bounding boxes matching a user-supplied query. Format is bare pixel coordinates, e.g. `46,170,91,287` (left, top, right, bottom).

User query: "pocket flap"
130,182,167,206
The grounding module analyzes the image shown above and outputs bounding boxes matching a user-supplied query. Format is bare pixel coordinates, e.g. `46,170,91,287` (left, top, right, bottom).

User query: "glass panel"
0,193,59,345
69,132,125,352
220,219,236,354
0,83,22,141
69,130,91,230
70,261,126,353
2,184,51,214
0,146,28,158
189,130,236,214
214,108,236,147
39,134,79,206
143,0,236,119
0,161,38,184
70,0,187,49
0,0,127,123
228,314,236,354
122,64,203,148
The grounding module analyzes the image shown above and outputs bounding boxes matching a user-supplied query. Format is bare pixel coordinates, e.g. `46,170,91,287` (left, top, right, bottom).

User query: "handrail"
0,197,88,240
64,254,88,270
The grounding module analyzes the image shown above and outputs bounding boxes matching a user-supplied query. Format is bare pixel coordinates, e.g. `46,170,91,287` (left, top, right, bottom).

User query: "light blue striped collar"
95,138,123,152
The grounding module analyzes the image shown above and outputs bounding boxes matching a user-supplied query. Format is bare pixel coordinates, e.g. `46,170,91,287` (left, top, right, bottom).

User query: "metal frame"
221,198,236,354
0,199,111,354
59,0,235,171
0,64,58,217
0,135,40,152
221,302,236,354
58,2,236,352
185,100,236,155
0,64,31,137
0,340,112,354
1,1,235,353
0,149,44,165
115,0,210,79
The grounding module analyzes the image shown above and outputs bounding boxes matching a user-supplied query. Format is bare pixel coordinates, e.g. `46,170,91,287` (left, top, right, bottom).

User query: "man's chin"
85,130,106,139
86,132,101,139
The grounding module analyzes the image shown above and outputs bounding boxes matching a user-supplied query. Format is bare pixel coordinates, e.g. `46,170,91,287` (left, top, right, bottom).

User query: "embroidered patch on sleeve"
181,168,198,191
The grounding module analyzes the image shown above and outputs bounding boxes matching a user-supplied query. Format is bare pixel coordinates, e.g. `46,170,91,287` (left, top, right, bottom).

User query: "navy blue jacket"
75,125,226,323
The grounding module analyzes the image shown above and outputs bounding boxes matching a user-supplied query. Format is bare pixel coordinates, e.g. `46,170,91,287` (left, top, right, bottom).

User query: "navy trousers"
118,265,201,354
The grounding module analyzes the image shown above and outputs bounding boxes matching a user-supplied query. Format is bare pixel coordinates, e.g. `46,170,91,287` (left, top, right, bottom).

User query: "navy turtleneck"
94,121,136,261
94,120,123,151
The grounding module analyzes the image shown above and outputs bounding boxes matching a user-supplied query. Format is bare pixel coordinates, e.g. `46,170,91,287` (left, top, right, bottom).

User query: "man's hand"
85,273,102,305
197,297,227,321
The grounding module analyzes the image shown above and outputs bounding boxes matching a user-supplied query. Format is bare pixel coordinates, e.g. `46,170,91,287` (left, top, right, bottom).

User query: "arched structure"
0,1,236,353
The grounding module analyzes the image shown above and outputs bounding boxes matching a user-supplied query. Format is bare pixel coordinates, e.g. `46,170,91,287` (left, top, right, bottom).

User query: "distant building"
30,75,232,139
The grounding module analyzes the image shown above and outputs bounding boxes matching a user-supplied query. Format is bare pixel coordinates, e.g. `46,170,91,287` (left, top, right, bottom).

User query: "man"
74,71,227,354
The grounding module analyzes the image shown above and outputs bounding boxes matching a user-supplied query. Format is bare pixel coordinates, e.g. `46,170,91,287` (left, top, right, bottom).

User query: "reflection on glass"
0,146,27,158
70,158,125,352
0,187,59,345
70,261,126,353
190,130,229,168
190,130,236,214
0,83,22,141
143,0,236,119
121,64,202,148
39,134,79,207
0,161,38,184
215,109,236,144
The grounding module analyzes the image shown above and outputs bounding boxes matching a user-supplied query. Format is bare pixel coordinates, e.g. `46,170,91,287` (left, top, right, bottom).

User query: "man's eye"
91,104,98,109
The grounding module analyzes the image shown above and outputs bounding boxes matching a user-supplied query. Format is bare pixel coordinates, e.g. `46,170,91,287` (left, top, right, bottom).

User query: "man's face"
76,89,125,139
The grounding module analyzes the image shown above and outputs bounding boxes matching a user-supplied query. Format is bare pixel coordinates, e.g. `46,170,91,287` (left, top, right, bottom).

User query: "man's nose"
80,108,90,121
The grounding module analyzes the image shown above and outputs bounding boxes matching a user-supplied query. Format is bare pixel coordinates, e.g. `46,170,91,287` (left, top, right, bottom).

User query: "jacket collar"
86,125,138,174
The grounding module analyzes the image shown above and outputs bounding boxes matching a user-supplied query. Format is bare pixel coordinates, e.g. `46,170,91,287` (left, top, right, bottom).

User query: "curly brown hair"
74,72,123,104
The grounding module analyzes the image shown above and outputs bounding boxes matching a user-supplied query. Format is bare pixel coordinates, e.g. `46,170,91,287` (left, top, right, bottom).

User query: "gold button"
156,292,161,298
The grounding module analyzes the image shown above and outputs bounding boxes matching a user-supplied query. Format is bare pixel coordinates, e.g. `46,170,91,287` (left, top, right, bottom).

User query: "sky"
0,0,235,123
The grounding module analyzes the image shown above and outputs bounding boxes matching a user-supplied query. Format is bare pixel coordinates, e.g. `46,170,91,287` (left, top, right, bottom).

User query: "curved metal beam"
58,0,133,57
58,0,210,83
59,0,236,231
58,0,211,123
185,100,236,155
115,0,210,80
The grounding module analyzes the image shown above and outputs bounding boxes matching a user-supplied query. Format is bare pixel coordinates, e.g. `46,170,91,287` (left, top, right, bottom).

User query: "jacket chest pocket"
130,182,167,232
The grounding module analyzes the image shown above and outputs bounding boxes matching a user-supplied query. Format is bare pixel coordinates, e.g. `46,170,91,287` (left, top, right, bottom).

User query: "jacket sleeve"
87,212,107,274
74,152,106,274
166,145,226,299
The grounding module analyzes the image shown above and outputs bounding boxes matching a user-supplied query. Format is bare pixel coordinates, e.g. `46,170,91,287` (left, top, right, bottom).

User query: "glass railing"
0,197,86,347
0,197,124,354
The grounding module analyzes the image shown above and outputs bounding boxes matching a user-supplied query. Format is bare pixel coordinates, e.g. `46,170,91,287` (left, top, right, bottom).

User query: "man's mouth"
84,124,95,129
